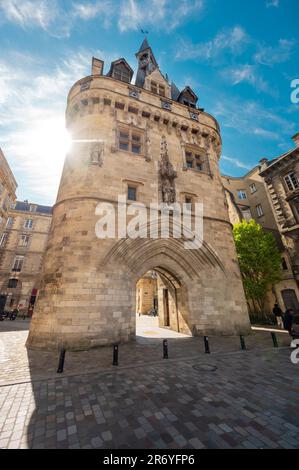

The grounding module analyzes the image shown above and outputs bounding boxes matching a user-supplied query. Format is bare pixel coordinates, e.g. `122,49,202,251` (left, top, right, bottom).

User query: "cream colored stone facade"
0,202,52,315
222,139,299,315
0,149,17,236
27,42,250,350
136,272,157,315
260,134,299,313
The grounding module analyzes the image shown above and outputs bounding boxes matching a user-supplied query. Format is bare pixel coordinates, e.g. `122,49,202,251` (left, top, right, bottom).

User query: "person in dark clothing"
273,303,283,328
283,308,294,335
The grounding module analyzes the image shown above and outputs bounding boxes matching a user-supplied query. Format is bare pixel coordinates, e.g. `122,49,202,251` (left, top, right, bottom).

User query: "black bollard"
240,335,246,350
163,339,168,359
204,336,210,354
57,348,66,374
113,344,119,366
271,332,278,348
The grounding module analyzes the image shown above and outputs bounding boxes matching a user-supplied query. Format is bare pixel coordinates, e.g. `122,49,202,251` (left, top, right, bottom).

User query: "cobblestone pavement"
0,318,298,449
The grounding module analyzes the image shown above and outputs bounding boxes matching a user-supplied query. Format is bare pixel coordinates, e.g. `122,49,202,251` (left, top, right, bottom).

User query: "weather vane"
140,28,149,35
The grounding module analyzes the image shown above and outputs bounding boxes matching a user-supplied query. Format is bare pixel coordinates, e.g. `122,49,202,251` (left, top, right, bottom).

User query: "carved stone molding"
159,136,177,204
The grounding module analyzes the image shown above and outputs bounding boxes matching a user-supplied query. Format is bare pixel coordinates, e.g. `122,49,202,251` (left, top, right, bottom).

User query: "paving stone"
0,327,298,449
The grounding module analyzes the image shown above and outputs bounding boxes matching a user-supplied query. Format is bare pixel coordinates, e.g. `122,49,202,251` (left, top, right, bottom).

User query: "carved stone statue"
90,143,104,166
159,136,177,204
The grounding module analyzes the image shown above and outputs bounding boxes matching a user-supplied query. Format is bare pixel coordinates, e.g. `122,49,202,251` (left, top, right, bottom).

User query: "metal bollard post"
163,339,168,359
57,348,66,374
240,335,246,350
204,336,210,354
113,344,119,366
271,332,278,348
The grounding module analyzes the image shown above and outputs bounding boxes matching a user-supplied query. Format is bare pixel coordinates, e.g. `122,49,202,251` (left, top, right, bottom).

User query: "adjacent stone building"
27,39,251,351
259,133,299,313
0,148,17,237
0,201,52,315
222,134,299,314
136,270,157,315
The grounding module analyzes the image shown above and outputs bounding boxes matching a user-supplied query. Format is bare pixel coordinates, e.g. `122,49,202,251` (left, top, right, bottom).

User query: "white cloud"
176,26,249,60
221,155,251,170
266,0,279,7
118,0,204,32
254,39,296,66
0,48,119,205
253,128,279,139
222,64,275,95
0,0,204,35
0,0,71,37
212,97,296,138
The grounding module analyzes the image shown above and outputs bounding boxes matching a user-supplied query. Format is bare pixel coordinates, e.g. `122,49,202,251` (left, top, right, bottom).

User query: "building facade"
0,148,17,238
0,201,52,315
222,134,299,314
27,40,250,351
259,133,299,313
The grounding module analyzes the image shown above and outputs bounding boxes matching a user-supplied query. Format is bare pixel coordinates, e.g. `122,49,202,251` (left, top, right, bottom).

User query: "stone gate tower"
27,40,250,350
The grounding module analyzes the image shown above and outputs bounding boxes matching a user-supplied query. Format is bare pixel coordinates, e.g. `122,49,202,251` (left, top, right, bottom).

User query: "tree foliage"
233,220,282,313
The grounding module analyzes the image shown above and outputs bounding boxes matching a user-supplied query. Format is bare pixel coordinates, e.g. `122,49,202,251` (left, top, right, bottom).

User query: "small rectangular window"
0,233,8,246
115,102,125,110
185,148,204,172
119,142,129,151
120,131,129,140
128,186,137,201
19,234,30,247
6,217,13,227
8,278,18,288
118,127,143,155
132,144,141,154
12,256,24,272
159,85,165,97
256,204,264,217
128,106,138,114
237,190,247,200
281,258,288,271
284,173,299,191
250,183,257,194
132,134,141,143
151,82,158,94
24,219,33,229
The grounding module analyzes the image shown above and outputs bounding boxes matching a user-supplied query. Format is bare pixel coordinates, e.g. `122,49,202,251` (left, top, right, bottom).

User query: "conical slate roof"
138,37,150,53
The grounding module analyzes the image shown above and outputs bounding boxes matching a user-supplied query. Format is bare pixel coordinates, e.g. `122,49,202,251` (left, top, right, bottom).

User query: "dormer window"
178,87,198,109
108,59,133,84
183,100,196,109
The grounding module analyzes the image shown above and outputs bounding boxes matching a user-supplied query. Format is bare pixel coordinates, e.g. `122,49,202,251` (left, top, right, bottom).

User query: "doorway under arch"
135,267,192,336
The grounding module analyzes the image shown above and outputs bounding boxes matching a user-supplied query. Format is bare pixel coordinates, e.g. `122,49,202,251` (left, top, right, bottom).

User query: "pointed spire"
138,37,150,53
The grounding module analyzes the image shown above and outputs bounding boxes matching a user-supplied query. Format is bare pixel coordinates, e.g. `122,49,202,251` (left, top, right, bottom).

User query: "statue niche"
159,136,177,204
90,142,104,166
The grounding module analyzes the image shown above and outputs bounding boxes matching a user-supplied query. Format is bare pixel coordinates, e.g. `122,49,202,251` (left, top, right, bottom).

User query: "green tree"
233,220,282,317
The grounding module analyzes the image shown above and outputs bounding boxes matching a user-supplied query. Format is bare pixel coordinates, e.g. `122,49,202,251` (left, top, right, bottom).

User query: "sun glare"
23,118,72,169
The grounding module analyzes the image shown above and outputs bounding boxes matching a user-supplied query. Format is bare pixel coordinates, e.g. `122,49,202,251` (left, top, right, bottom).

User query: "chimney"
92,57,104,76
259,157,268,171
292,132,299,148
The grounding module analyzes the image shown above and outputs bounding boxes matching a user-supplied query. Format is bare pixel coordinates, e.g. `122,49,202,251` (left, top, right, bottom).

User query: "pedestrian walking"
283,308,294,336
272,303,283,328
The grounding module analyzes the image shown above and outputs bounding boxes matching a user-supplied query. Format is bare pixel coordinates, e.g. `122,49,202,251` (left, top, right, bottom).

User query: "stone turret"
26,41,250,351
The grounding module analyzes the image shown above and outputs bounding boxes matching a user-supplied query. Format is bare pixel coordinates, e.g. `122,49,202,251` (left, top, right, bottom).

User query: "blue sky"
0,0,298,205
